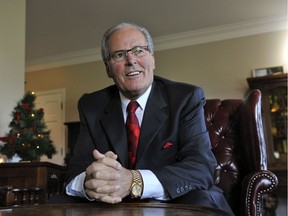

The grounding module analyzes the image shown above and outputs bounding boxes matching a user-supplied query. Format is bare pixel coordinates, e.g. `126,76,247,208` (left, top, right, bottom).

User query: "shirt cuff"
66,172,94,201
138,169,169,200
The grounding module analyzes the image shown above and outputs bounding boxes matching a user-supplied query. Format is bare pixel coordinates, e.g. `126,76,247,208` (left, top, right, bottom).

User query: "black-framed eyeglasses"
108,46,150,62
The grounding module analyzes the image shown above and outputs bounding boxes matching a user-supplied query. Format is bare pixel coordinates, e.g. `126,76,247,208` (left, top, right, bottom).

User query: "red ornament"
0,137,7,142
22,103,31,111
0,134,15,144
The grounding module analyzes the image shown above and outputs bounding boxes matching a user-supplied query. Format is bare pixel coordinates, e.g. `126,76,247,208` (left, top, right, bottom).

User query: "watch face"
132,184,142,196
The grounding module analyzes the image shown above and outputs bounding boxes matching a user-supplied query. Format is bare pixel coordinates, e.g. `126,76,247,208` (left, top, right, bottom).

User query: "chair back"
204,90,277,215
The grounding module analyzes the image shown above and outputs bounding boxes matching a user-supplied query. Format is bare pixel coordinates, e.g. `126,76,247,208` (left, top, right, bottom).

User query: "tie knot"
127,101,139,113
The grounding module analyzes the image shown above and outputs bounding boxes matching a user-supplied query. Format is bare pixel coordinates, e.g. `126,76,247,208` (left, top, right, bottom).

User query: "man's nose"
125,51,136,65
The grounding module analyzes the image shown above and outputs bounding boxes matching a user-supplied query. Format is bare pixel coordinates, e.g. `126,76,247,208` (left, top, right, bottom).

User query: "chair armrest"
241,170,278,216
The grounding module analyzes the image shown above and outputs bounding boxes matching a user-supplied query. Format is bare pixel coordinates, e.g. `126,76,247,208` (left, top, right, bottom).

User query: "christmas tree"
0,92,56,161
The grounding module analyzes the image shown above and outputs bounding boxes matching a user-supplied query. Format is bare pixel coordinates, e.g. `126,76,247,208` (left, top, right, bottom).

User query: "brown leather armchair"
204,89,278,216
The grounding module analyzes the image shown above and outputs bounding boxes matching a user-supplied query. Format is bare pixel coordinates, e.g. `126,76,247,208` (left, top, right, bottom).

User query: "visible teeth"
127,71,140,76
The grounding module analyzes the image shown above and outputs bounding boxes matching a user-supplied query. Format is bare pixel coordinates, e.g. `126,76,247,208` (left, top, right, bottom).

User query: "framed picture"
252,66,284,77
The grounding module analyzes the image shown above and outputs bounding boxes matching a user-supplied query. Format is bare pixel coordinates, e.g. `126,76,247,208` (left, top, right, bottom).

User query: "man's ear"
105,62,112,78
151,54,156,70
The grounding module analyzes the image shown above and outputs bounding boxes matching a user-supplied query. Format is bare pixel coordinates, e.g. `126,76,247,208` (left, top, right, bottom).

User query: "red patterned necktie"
126,101,140,169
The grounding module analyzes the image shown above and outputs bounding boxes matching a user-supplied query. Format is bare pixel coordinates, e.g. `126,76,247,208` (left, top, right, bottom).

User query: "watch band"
130,170,143,198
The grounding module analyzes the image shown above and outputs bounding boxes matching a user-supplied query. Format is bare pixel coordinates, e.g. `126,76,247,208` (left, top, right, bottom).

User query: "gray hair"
101,22,154,61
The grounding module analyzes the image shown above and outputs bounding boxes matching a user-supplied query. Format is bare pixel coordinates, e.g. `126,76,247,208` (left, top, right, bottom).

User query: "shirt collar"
120,85,152,111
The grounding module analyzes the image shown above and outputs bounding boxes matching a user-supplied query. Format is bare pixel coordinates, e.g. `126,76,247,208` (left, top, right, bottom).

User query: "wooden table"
0,203,232,216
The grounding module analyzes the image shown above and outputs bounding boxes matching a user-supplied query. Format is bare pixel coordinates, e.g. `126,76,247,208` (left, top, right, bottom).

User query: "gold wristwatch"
130,170,143,199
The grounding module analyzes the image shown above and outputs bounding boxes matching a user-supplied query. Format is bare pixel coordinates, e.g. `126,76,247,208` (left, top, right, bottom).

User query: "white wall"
0,1,26,136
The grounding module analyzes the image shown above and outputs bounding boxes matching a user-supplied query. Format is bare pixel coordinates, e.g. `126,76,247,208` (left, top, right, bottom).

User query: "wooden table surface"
0,203,233,216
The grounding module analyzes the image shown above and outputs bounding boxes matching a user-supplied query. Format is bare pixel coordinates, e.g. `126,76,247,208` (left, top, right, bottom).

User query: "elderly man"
65,22,232,214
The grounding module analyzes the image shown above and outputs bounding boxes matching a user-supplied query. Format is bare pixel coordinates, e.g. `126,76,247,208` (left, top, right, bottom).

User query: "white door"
35,89,65,165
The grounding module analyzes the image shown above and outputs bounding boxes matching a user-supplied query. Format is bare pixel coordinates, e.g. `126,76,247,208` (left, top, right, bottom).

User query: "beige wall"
154,30,287,98
0,1,26,136
25,30,287,122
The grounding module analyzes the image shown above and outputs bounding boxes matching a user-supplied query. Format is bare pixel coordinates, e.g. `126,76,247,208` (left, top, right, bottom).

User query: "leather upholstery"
204,89,278,216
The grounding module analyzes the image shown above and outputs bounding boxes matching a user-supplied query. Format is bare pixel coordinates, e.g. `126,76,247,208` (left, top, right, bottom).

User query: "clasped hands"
84,150,133,203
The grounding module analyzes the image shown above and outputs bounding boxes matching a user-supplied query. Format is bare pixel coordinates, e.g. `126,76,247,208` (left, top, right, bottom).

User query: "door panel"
35,90,65,165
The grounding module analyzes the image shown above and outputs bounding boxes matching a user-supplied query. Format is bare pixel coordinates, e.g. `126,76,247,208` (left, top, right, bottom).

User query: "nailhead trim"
245,173,277,216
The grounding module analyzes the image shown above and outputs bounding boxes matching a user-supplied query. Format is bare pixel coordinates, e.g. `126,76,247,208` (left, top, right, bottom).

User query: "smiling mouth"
126,71,141,76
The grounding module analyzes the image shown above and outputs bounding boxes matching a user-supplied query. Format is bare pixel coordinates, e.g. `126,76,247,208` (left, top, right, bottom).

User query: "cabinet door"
266,86,287,166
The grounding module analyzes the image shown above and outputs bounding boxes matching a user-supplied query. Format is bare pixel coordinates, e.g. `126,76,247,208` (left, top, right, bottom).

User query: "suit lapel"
137,83,168,163
99,81,168,168
100,95,129,167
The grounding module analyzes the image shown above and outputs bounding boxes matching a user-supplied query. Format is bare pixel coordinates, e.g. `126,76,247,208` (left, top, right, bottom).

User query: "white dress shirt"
66,85,168,201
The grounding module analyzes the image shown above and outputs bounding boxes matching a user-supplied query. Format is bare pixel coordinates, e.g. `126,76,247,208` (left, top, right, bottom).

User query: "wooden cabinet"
0,162,64,203
247,73,287,190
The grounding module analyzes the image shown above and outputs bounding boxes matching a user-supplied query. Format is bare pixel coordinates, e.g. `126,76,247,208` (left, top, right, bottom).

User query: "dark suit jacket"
67,76,231,212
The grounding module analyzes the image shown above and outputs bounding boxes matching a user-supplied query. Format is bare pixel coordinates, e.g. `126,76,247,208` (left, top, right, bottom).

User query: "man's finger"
93,150,117,160
93,149,105,160
85,189,122,204
101,195,122,204
85,189,106,200
95,184,121,194
100,157,122,170
105,151,118,160
93,150,121,170
92,169,121,180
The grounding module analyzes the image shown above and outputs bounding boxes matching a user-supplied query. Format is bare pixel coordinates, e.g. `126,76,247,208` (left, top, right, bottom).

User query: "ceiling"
26,0,287,64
